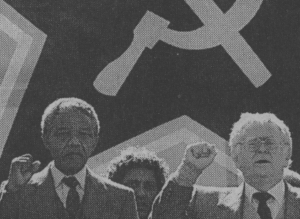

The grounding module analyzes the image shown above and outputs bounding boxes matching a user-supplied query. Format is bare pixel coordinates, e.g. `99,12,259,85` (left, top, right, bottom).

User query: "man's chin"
65,165,85,175
64,153,84,159
64,153,86,162
58,158,86,175
253,167,273,177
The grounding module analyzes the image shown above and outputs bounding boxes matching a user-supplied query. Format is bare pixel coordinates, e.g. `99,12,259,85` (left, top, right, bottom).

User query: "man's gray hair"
41,97,100,137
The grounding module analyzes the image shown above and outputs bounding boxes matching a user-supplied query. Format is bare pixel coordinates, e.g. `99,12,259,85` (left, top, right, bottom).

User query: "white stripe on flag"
0,1,46,157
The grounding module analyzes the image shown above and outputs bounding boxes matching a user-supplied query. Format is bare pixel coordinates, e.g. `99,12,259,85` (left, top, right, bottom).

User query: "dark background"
1,0,300,182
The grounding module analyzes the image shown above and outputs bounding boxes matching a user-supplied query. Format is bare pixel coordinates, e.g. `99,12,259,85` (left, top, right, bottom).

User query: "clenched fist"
6,154,41,192
183,142,217,172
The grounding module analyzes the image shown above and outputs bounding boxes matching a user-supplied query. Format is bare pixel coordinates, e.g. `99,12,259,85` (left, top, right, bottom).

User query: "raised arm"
149,142,217,219
0,154,40,219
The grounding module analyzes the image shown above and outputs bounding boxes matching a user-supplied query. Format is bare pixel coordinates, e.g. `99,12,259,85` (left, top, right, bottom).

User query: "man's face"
122,168,159,219
44,109,98,175
234,122,291,180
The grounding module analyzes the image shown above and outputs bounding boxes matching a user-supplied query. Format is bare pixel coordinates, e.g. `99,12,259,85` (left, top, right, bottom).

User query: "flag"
0,0,300,182
0,0,46,179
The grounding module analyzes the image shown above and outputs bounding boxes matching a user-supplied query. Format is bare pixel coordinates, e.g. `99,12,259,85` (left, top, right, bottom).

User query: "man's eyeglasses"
238,137,289,153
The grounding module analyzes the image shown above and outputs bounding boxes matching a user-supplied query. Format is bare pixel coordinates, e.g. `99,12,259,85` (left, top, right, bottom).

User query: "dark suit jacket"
0,164,139,219
150,178,300,219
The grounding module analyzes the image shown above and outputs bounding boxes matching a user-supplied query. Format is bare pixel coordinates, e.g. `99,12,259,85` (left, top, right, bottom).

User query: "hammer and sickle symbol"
94,0,270,96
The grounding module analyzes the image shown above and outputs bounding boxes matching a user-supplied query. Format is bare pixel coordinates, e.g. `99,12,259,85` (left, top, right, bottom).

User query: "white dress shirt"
245,180,285,219
50,162,87,208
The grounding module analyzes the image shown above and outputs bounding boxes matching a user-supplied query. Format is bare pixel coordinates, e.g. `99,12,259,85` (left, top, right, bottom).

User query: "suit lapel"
285,182,300,219
28,164,59,219
81,169,108,219
217,181,300,219
217,183,245,219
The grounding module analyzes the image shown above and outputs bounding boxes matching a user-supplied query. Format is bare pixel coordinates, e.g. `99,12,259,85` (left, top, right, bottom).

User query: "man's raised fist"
183,142,217,172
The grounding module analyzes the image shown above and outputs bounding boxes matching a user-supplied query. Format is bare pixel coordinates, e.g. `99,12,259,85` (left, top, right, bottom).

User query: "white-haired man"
150,113,300,219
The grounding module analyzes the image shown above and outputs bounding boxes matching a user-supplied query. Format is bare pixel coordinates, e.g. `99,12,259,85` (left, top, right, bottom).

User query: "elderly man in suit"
0,97,139,219
150,112,300,219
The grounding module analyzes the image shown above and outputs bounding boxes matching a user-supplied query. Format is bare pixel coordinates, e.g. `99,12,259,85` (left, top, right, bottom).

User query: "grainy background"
1,0,300,183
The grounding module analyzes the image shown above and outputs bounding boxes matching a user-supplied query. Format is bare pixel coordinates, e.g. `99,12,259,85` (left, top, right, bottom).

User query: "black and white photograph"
0,0,300,218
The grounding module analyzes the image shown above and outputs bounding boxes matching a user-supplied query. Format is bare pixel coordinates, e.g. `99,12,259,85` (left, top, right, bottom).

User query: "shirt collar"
245,180,285,204
268,180,285,204
50,161,87,189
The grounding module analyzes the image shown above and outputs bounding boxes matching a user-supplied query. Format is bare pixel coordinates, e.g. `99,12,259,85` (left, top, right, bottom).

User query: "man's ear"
42,134,49,149
232,154,240,168
230,145,240,167
284,146,292,167
90,136,99,155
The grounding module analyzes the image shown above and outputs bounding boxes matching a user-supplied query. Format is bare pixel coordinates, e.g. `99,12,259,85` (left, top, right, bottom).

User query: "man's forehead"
242,122,284,139
51,109,94,128
245,136,275,141
124,168,156,182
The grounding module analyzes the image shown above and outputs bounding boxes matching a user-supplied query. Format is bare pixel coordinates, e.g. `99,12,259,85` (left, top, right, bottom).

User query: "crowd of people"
1,97,300,219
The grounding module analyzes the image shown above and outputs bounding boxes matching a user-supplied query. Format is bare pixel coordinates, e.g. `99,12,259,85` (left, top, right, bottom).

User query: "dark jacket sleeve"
0,180,19,219
122,189,139,219
149,178,196,219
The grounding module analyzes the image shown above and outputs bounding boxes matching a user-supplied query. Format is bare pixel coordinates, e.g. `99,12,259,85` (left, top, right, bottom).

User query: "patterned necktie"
253,192,273,219
62,176,80,219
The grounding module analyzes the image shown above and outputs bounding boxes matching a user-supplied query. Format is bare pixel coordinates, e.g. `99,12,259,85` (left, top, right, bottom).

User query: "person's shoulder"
287,182,300,198
194,184,236,195
191,184,242,212
284,169,300,188
191,185,237,205
28,164,51,185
